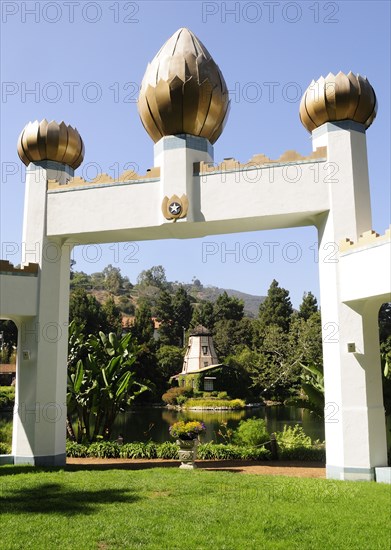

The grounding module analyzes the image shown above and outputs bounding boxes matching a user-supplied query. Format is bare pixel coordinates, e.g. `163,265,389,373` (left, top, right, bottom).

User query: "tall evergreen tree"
155,289,175,344
101,297,123,336
131,301,155,345
172,286,193,344
191,301,215,330
213,317,254,358
155,286,193,345
298,291,318,321
214,291,244,322
258,279,293,333
190,302,215,330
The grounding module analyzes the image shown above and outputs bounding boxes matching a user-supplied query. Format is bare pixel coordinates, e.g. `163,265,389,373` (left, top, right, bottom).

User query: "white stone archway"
0,29,390,481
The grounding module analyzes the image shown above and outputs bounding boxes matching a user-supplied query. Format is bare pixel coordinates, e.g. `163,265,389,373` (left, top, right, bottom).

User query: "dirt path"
66,458,325,479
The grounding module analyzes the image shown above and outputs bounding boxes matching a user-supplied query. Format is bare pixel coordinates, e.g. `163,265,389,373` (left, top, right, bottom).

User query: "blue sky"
1,1,390,307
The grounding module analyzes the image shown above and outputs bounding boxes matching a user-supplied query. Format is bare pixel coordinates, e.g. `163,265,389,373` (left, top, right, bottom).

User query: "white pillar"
12,161,73,466
154,134,213,222
315,122,388,480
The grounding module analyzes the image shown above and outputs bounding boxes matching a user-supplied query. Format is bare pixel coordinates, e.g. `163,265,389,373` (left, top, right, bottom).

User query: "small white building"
181,325,220,374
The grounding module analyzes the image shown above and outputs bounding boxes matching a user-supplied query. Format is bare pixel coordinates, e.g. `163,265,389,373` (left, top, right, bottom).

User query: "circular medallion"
169,202,182,216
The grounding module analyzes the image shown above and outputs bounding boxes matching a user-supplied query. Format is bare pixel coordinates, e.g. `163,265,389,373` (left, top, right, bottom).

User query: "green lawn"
0,466,390,550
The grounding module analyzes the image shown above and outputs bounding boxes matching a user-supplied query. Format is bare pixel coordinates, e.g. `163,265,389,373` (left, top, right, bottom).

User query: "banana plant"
67,322,149,441
285,362,325,418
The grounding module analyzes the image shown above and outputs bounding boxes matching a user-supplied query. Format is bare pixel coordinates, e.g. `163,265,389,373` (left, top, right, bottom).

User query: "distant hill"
189,285,265,318
71,268,265,318
88,284,265,318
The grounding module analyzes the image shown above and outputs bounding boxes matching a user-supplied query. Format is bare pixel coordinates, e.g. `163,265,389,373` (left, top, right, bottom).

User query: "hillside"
71,266,265,318
188,285,265,318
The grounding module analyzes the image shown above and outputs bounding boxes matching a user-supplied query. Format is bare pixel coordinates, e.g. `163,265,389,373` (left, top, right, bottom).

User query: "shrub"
0,442,11,454
275,424,312,449
162,386,191,405
176,395,187,406
156,442,179,459
0,443,11,455
87,441,120,458
66,441,88,458
0,387,15,411
198,443,241,460
217,391,229,399
239,446,272,461
63,439,324,461
120,442,157,459
197,443,271,461
0,419,12,446
234,418,270,447
278,445,325,461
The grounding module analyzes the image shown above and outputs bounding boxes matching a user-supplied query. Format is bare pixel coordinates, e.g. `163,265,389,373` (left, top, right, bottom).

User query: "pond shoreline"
165,403,264,411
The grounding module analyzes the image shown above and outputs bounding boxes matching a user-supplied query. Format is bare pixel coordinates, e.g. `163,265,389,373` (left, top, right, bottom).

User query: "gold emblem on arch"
162,194,189,222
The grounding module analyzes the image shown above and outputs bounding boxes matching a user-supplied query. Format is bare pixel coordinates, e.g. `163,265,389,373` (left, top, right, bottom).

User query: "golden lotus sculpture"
17,119,84,169
161,194,189,222
138,27,230,144
300,71,377,132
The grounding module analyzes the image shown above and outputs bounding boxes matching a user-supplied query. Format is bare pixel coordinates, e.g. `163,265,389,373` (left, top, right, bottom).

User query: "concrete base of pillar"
375,467,391,484
13,453,66,466
326,465,375,481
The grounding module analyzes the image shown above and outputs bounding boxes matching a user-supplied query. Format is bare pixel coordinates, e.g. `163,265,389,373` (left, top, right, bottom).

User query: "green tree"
289,311,323,369
0,320,17,363
298,291,318,321
90,271,105,290
213,318,254,359
101,297,123,336
191,301,215,330
156,345,184,378
131,301,155,345
258,279,293,333
117,295,135,315
156,286,192,345
172,286,193,345
69,288,105,336
155,289,175,344
214,292,244,322
70,270,91,290
102,264,123,294
137,265,168,289
230,324,301,401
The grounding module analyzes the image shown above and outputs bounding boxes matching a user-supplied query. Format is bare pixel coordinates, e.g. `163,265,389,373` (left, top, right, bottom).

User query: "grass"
0,466,390,549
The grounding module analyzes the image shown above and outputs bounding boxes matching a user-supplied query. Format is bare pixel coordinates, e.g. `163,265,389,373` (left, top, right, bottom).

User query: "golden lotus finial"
299,71,377,132
17,119,84,169
138,27,230,144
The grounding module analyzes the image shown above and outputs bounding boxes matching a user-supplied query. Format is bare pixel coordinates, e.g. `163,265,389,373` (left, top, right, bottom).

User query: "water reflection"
2,407,390,446
112,406,325,443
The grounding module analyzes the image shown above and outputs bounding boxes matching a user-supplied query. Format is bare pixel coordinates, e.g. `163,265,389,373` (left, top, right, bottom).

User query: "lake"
2,407,390,446
110,405,326,443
